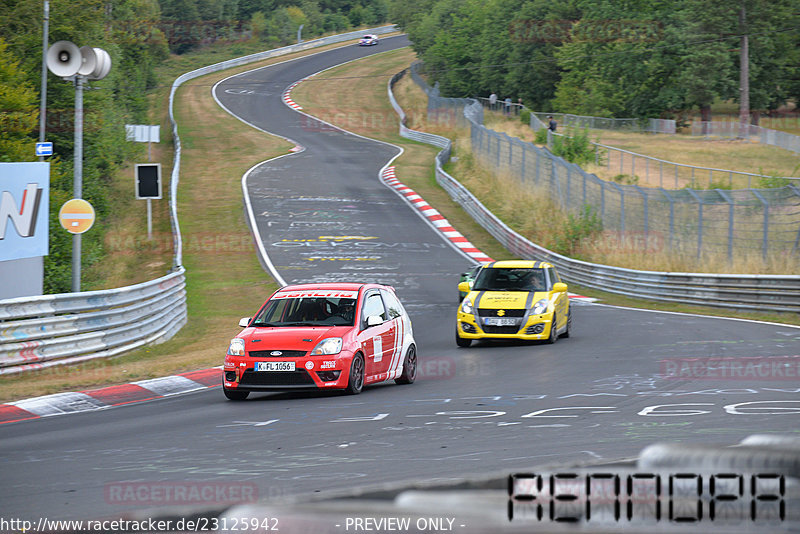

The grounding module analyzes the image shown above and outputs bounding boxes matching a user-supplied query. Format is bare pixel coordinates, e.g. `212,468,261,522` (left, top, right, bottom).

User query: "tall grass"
445,142,798,274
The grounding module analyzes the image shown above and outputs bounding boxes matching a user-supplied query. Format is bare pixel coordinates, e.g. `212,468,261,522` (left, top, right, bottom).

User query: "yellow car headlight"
531,298,549,315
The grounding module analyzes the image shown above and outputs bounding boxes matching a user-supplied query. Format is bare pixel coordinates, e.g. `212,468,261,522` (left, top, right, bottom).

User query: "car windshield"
472,268,546,292
251,297,357,327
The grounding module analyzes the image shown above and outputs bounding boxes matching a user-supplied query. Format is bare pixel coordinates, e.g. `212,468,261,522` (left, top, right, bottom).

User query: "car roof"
481,260,553,270
274,282,388,294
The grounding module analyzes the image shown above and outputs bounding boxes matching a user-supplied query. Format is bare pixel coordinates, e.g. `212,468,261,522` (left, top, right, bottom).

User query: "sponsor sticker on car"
272,290,359,300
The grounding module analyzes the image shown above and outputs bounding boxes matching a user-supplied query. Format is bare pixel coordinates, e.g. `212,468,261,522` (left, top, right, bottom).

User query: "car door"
547,268,568,330
380,288,409,379
357,290,395,382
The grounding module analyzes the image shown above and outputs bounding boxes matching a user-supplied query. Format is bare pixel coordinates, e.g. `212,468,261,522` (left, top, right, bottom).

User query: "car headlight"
531,298,549,315
311,337,343,355
460,297,474,315
227,338,245,356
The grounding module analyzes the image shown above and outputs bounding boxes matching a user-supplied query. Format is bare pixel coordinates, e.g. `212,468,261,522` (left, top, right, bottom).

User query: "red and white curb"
282,72,318,111
381,166,494,263
0,368,221,425
281,81,303,110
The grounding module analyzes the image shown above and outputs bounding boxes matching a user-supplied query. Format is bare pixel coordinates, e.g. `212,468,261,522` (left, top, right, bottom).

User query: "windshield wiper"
250,321,277,327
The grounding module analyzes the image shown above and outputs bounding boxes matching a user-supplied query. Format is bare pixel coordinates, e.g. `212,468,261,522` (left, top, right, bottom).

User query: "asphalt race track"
1,35,799,525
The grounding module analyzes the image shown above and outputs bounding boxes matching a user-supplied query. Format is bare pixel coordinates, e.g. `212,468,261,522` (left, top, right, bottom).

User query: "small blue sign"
35,142,53,157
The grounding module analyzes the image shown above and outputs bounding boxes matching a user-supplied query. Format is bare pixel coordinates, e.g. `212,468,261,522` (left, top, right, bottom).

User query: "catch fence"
409,63,800,262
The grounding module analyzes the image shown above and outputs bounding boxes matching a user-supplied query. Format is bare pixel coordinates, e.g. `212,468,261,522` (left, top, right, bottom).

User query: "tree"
0,39,38,162
251,10,267,40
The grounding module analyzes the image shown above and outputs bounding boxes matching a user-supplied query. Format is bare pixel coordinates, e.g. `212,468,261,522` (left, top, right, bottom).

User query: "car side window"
381,289,403,319
361,292,387,328
546,268,561,289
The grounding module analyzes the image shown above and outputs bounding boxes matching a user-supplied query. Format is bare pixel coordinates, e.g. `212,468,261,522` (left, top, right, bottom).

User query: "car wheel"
562,309,571,338
345,353,365,395
395,345,417,385
223,388,249,401
456,328,472,348
547,314,558,344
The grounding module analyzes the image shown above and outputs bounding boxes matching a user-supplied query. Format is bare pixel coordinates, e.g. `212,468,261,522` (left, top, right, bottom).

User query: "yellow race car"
456,260,571,347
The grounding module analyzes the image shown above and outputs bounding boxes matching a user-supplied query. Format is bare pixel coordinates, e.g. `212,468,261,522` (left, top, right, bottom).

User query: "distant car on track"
458,264,483,302
358,34,379,46
456,260,570,347
223,283,416,400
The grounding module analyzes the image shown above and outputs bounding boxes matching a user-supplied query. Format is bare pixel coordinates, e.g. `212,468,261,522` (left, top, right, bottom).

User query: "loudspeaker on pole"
46,40,81,77
47,41,112,80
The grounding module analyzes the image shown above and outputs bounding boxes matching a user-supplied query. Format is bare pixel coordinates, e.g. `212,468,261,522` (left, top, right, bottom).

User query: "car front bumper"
223,352,354,391
456,311,555,341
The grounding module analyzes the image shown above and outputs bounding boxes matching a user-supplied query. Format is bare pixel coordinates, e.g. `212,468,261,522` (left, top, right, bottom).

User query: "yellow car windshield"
472,268,546,292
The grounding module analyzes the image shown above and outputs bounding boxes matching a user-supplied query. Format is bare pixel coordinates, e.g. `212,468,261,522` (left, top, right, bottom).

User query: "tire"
395,345,417,385
456,328,472,348
562,309,571,339
223,388,249,401
345,353,365,395
546,314,558,344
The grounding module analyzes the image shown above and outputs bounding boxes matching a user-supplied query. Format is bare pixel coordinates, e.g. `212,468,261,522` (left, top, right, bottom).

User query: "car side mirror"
552,283,568,293
238,317,251,327
458,281,470,293
366,315,383,327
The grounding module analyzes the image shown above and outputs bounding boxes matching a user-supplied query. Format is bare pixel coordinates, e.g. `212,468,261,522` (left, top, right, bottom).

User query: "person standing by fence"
548,115,557,132
489,92,497,110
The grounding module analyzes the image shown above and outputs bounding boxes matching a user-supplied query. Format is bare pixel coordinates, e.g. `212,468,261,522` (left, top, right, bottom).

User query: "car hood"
239,326,352,351
470,291,548,309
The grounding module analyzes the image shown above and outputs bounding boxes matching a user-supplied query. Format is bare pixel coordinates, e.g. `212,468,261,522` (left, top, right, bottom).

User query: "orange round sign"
59,199,95,234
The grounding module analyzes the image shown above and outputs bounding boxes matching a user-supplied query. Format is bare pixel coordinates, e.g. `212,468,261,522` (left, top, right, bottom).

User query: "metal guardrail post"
660,189,675,250
685,189,704,258
608,181,625,233
716,189,735,263
751,190,769,260
633,184,649,237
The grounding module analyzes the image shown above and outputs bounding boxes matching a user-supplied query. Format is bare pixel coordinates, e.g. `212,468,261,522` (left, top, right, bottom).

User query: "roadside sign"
135,163,162,199
35,142,53,157
59,199,95,234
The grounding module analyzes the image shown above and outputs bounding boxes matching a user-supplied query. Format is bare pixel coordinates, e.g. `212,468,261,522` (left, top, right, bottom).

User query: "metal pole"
72,75,84,292
38,0,49,160
147,199,152,240
297,24,304,44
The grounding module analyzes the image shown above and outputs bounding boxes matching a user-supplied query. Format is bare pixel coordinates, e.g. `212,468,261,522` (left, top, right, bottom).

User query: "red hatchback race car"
223,283,417,400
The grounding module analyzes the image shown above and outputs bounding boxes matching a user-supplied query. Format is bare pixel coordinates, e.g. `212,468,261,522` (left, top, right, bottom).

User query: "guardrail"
0,26,398,375
0,270,186,374
389,67,800,313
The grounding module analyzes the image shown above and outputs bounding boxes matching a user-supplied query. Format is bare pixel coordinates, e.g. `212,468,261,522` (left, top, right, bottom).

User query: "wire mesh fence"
530,111,676,134
692,120,800,154
409,63,800,261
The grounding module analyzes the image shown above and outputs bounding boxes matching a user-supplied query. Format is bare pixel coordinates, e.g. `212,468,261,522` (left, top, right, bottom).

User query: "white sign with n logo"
0,163,49,262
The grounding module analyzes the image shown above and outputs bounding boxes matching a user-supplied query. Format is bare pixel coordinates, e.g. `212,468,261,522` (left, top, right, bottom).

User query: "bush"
520,109,531,125
553,205,603,258
534,128,548,144
550,127,595,165
611,173,639,185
